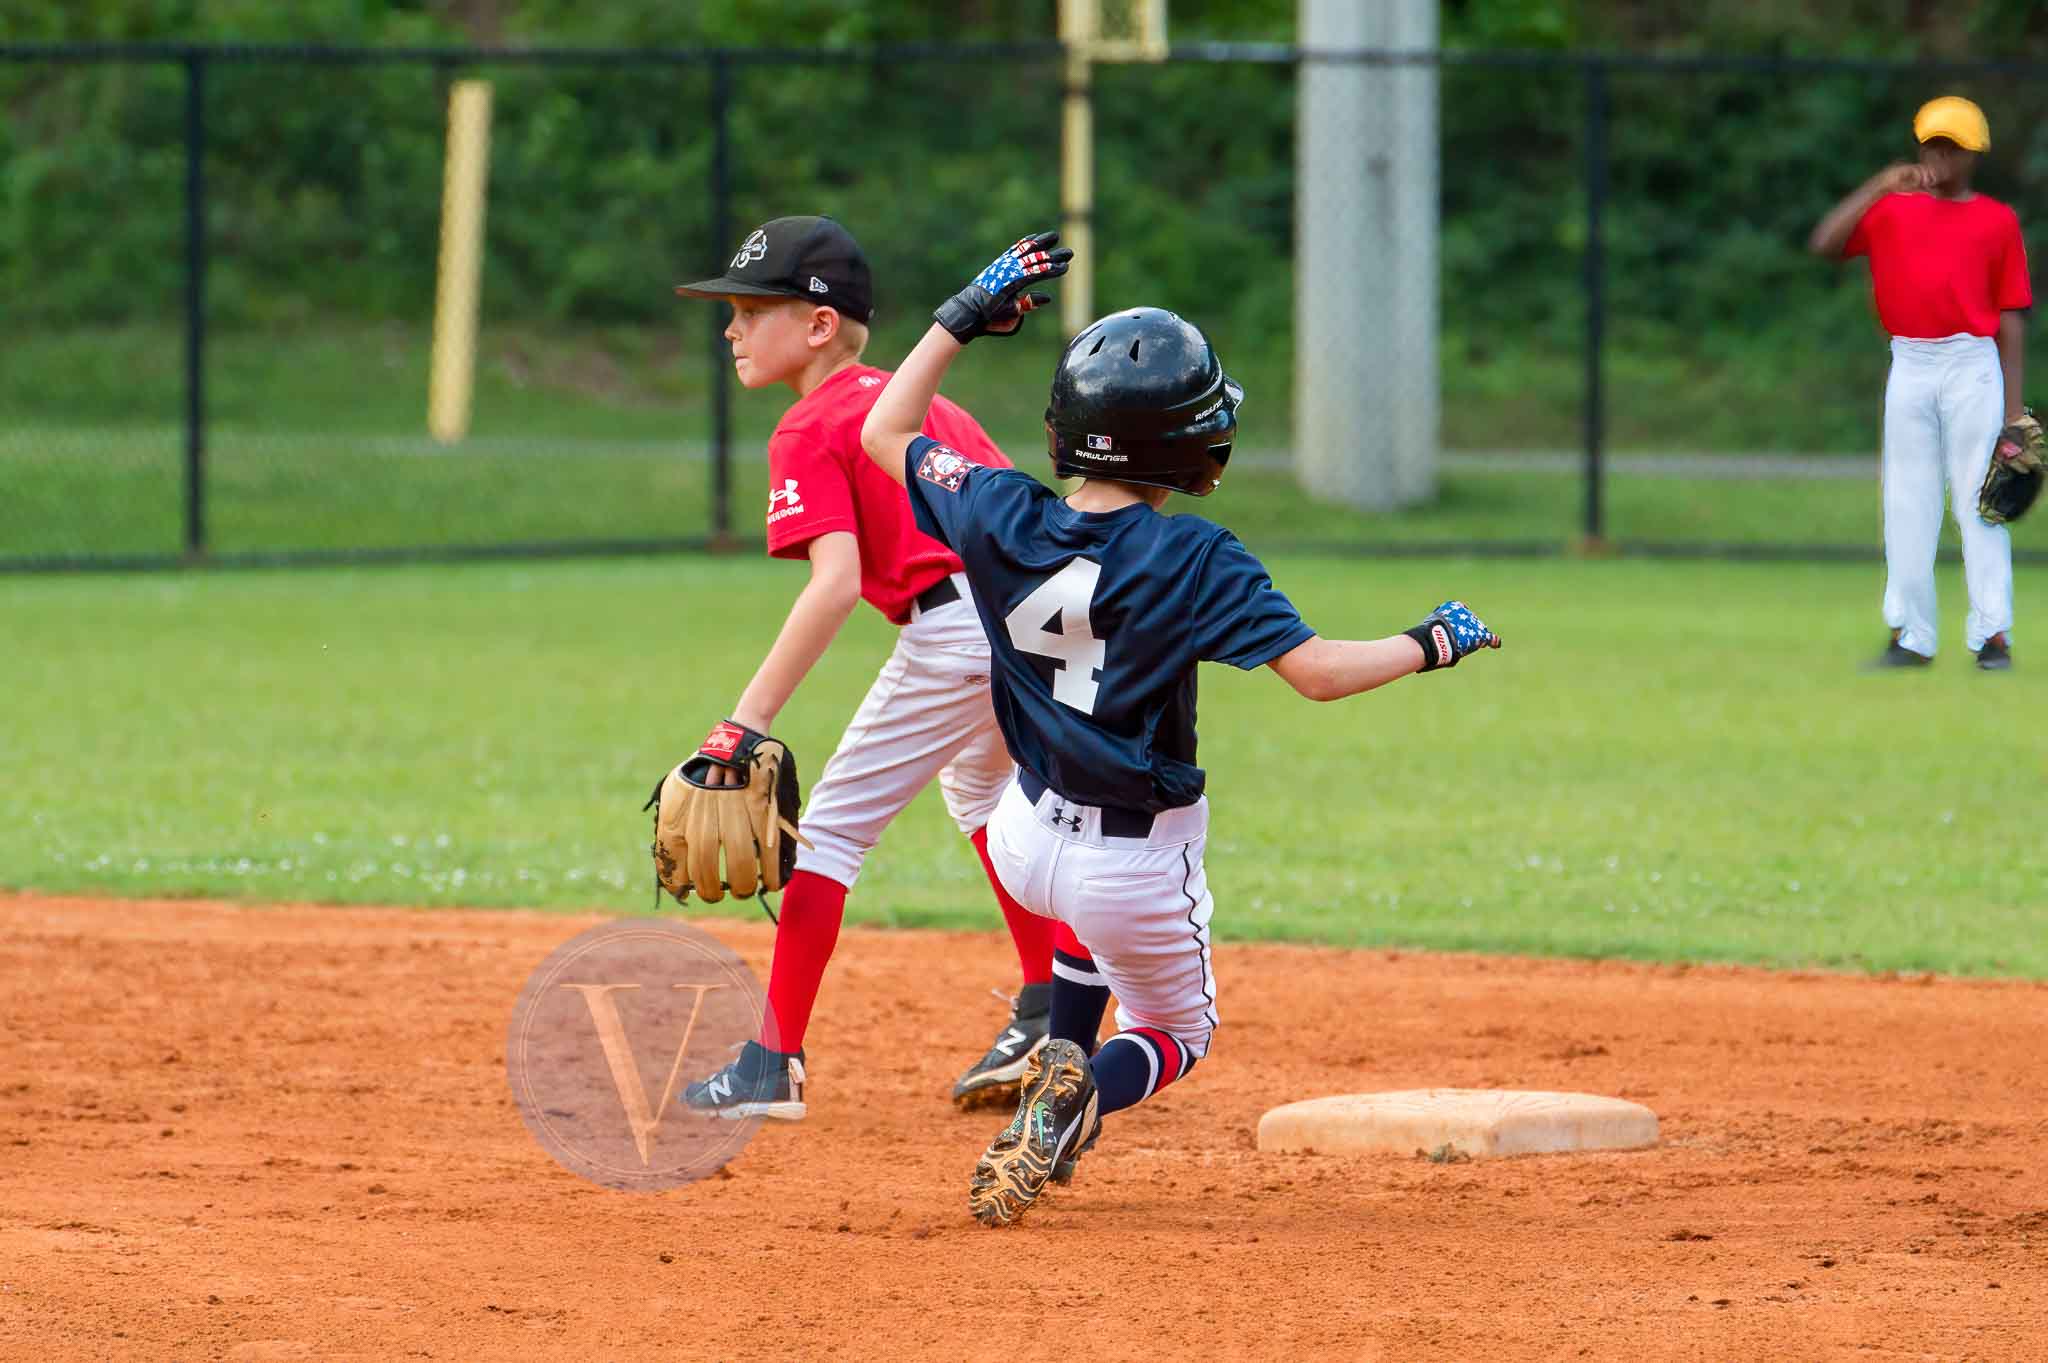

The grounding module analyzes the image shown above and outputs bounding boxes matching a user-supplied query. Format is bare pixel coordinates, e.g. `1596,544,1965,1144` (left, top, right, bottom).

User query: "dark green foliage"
6,0,2048,462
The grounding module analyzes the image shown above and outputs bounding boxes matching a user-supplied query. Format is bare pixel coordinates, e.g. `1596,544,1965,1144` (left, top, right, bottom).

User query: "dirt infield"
3,893,2043,1362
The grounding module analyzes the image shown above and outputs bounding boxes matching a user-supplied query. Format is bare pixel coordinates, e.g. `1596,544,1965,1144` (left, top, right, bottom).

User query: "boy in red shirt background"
669,217,1056,1117
1810,95,2030,670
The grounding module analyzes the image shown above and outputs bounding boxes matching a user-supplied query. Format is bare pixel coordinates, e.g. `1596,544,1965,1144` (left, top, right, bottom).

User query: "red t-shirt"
763,363,1012,623
1845,191,2032,338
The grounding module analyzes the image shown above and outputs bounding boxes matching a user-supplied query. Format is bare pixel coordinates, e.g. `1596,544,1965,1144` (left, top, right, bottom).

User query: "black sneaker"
1977,633,2013,671
968,1039,1099,1228
1864,632,1932,670
681,1040,806,1121
949,982,1052,1109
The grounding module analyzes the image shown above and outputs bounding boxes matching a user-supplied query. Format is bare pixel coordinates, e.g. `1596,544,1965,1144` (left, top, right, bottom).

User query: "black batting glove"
1403,600,1502,672
933,231,1072,344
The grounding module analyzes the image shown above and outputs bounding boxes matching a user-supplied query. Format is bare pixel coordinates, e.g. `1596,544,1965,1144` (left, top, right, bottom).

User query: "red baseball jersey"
763,363,1011,623
1846,191,2032,338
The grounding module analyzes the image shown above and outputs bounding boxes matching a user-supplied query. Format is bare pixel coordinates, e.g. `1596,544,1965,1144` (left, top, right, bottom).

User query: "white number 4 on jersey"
1005,558,1105,714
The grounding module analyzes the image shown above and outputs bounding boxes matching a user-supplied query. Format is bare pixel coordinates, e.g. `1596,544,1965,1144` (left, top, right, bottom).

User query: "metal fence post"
183,48,209,560
1581,57,1608,547
707,54,735,550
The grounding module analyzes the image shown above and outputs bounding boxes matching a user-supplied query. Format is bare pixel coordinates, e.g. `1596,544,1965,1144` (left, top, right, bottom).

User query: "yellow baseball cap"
1914,95,1990,152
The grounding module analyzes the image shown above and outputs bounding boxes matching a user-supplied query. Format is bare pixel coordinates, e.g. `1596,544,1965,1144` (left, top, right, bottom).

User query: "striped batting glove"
934,231,1073,344
1403,600,1501,672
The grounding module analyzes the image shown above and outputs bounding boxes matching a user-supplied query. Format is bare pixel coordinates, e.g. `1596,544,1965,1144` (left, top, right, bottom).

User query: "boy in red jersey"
1810,95,2030,670
669,217,1056,1118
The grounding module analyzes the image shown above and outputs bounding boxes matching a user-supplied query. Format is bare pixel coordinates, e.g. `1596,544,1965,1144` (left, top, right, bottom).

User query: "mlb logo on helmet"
1086,434,1113,451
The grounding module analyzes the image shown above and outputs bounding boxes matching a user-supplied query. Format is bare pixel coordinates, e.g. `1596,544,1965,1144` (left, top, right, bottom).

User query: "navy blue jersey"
904,436,1314,812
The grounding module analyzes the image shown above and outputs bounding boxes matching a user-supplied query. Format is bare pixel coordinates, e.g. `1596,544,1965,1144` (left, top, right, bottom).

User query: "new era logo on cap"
676,216,875,323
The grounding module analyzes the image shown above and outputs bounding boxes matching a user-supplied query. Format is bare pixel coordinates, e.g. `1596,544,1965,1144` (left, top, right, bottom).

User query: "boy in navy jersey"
861,233,1503,1227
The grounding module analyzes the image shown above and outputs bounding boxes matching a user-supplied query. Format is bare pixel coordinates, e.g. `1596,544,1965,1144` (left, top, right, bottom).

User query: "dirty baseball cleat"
968,1038,1098,1227
1864,631,1933,670
681,1040,806,1121
1976,633,2013,670
951,982,1053,1109
1049,1114,1102,1187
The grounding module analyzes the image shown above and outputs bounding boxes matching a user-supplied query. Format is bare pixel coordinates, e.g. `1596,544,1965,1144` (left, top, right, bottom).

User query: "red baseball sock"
969,825,1053,986
760,870,846,1053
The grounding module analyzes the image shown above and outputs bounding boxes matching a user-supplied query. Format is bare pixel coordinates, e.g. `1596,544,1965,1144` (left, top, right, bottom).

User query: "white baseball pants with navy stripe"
982,778,1218,1058
1881,333,2014,656
795,576,1014,888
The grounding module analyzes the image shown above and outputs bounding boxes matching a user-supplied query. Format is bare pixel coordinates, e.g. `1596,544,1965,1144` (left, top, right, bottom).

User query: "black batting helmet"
1044,308,1243,496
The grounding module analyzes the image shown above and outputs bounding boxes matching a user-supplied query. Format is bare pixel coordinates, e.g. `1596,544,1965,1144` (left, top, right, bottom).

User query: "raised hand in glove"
1979,408,2046,526
934,231,1073,344
645,719,807,905
1404,600,1502,672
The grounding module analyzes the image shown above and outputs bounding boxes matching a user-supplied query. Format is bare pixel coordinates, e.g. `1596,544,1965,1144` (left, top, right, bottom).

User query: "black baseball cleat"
681,1040,806,1121
950,982,1052,1109
1976,633,2013,670
1864,632,1933,670
968,1038,1099,1228
1049,1115,1102,1187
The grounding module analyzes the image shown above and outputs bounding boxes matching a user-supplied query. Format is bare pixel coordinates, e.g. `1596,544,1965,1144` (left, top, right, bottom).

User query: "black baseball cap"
675,215,874,324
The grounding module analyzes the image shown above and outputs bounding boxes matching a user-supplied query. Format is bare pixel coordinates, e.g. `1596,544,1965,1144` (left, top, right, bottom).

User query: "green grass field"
2,320,1936,562
3,553,2040,977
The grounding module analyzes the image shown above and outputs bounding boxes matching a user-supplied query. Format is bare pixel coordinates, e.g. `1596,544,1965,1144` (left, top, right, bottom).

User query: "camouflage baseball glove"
644,720,806,906
1979,408,2046,526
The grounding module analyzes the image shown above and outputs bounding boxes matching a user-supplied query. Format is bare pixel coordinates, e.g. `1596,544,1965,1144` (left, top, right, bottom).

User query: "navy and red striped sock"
1049,923,1109,1055
1089,1027,1198,1116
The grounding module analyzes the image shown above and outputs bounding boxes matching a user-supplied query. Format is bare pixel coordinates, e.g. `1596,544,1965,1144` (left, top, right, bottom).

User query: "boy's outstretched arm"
861,231,1072,483
1270,600,1501,701
1269,634,1427,701
862,325,965,484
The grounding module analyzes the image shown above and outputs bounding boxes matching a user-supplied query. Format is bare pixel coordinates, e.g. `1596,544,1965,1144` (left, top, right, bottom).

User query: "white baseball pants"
982,778,1218,1058
795,575,1015,888
1881,333,2014,656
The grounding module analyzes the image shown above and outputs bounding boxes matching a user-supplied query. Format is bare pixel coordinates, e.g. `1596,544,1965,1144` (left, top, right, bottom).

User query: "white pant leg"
937,718,1015,835
1938,338,2014,650
1881,342,1946,657
984,783,1218,1058
795,595,1007,888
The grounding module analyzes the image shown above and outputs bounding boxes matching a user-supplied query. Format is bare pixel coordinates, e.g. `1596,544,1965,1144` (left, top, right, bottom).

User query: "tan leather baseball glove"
644,720,806,905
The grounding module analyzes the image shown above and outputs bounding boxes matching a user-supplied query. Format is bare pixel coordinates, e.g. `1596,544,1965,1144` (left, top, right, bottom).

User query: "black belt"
913,575,961,615
1018,769,1156,840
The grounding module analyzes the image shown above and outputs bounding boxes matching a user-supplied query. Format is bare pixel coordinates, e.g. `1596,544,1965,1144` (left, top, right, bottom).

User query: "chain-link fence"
5,42,2048,568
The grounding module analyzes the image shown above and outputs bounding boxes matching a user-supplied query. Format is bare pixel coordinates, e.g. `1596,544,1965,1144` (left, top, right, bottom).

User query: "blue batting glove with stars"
1403,600,1501,672
933,231,1073,344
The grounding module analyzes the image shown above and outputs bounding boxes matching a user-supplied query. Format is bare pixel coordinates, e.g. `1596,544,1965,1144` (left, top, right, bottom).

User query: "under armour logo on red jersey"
768,479,800,508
